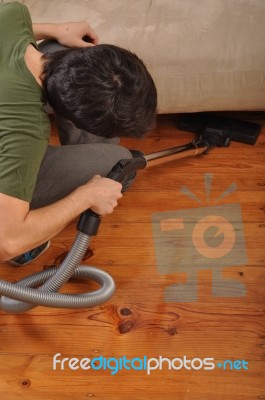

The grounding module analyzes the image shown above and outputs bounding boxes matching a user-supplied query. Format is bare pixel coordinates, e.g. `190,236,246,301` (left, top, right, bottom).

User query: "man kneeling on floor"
0,2,157,265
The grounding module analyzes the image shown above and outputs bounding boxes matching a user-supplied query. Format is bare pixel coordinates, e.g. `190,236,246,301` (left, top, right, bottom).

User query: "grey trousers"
30,129,133,209
30,41,133,210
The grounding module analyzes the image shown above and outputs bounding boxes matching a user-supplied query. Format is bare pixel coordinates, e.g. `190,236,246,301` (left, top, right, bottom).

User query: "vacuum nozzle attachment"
177,113,262,146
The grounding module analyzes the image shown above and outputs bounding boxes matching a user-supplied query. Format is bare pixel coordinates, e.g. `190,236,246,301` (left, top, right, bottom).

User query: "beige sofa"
16,0,265,113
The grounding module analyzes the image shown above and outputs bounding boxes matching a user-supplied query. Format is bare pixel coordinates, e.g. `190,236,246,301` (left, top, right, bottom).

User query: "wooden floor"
0,113,264,399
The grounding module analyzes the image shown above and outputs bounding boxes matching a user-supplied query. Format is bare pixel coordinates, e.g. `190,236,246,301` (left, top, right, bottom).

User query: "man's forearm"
32,23,59,41
32,21,98,47
2,187,88,260
0,177,122,261
24,190,85,248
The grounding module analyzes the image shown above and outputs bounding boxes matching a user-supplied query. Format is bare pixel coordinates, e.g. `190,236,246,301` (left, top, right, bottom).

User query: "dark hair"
42,44,157,138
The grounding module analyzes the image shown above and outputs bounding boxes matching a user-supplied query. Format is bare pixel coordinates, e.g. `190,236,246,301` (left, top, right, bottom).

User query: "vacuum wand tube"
144,140,208,167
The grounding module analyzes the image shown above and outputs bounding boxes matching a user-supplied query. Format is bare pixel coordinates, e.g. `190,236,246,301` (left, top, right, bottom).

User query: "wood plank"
0,113,264,399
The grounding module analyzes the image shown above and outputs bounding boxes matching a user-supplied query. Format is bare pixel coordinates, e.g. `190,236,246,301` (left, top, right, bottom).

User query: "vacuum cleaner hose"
0,232,115,313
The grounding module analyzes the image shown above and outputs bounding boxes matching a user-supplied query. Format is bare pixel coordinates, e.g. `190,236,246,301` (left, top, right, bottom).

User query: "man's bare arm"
0,176,122,261
32,21,99,47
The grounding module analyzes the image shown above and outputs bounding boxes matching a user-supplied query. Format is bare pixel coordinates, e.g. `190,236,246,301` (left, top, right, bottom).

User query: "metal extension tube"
144,140,208,166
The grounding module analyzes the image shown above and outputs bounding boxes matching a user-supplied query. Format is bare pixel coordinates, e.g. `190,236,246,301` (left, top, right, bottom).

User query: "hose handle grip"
77,154,146,236
77,209,102,236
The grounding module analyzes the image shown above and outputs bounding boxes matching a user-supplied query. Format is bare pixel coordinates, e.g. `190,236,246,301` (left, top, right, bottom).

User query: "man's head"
42,44,157,138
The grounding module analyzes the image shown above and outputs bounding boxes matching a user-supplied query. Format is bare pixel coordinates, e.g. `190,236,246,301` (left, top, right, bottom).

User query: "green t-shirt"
0,1,50,202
